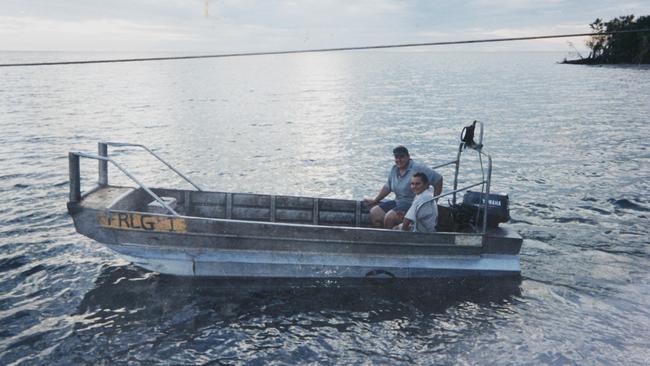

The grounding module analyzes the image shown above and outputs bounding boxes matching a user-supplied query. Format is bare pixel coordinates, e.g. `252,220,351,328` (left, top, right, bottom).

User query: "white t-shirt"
404,187,438,233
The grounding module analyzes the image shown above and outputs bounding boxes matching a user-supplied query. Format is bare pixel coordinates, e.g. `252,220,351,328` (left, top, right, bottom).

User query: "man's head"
410,172,429,194
393,146,410,169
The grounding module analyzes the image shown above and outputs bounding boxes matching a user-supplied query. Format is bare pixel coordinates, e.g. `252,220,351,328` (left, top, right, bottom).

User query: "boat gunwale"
73,184,522,246
93,212,487,249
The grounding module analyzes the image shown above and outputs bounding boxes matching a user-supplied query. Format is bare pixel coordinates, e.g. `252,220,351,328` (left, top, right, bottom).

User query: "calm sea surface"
0,51,649,365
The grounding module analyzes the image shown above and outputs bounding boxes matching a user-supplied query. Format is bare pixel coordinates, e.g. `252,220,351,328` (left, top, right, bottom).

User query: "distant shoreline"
561,57,650,65
561,58,600,65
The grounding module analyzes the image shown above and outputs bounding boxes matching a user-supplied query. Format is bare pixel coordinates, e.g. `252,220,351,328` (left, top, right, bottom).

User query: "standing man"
364,146,442,228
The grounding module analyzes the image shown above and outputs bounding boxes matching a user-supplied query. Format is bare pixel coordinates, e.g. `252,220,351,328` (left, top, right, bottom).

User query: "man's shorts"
378,200,411,214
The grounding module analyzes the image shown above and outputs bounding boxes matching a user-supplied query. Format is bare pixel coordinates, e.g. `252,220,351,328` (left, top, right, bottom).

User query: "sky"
1,0,649,53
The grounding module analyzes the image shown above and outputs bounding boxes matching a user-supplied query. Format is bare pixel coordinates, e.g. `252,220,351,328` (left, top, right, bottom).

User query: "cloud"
1,0,649,52
0,15,198,51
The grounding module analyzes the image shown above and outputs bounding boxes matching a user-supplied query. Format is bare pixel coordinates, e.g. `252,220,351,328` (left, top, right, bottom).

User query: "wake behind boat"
67,122,522,278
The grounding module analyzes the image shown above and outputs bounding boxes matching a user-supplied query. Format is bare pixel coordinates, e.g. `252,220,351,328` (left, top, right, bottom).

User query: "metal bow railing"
68,142,203,216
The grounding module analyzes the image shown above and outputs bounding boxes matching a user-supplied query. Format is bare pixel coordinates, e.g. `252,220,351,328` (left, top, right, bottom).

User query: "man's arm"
364,185,390,205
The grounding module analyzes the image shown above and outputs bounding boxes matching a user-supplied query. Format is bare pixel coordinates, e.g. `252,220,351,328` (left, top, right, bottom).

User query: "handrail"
100,142,203,191
431,160,457,170
432,181,486,201
69,152,180,216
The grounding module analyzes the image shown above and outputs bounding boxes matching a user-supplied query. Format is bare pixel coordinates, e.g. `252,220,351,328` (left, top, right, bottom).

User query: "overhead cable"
1,29,649,68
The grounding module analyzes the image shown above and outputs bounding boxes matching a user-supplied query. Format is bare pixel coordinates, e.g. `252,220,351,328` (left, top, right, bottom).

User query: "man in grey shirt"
364,146,442,228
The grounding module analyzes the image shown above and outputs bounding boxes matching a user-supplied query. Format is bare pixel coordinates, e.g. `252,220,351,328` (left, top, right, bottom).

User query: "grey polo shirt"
386,159,442,206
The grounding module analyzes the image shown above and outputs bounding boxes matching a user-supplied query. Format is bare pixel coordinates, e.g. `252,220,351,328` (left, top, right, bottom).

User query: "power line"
1,29,649,68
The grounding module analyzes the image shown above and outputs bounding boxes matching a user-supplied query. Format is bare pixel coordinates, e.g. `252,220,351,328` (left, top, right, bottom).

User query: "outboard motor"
461,191,510,228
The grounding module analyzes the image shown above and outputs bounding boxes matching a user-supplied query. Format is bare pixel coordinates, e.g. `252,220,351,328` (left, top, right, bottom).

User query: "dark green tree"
566,15,649,64
586,15,650,63
585,18,606,59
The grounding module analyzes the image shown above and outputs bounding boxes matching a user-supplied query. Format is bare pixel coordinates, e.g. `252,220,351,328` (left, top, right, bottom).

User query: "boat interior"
94,186,460,232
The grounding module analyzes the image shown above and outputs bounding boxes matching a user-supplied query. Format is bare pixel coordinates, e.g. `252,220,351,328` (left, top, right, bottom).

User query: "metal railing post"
69,153,81,203
483,155,492,235
98,142,108,186
452,143,463,205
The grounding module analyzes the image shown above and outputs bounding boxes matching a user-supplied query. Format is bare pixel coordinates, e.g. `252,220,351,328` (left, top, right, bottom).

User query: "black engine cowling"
461,191,510,228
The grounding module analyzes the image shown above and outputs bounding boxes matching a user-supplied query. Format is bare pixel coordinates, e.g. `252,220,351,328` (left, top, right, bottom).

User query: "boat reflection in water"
77,264,522,326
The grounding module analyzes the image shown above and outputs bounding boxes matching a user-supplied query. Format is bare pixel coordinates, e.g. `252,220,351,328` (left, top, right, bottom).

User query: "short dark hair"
393,146,409,156
413,172,429,185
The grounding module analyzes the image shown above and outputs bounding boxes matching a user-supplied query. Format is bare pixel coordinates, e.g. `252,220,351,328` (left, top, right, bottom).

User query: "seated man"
400,172,438,233
364,146,442,228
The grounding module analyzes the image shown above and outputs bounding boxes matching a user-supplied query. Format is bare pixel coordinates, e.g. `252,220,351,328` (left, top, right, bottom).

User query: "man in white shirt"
400,172,438,233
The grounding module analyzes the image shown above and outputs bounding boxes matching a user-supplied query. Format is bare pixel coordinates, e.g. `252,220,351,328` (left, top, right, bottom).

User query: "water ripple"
1,51,649,364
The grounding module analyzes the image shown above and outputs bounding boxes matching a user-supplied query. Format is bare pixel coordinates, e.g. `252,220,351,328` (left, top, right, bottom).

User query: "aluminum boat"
67,122,522,278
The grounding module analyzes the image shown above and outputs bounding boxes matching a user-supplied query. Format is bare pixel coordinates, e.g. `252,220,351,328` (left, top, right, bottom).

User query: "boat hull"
107,243,520,278
69,186,523,279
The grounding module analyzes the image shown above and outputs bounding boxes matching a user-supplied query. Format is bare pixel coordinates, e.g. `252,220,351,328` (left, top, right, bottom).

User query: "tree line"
564,15,649,64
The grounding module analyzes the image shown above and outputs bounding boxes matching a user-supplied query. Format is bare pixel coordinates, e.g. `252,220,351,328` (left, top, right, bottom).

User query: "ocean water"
0,50,649,365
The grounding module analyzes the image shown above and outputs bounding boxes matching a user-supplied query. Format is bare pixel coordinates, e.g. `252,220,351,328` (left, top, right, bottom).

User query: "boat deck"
80,186,135,210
